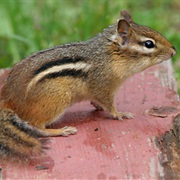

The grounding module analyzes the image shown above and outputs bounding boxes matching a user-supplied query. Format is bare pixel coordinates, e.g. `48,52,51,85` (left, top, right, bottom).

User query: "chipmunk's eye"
143,40,155,49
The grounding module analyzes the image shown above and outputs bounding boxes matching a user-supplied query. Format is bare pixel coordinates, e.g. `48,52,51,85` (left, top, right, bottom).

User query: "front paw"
116,112,134,121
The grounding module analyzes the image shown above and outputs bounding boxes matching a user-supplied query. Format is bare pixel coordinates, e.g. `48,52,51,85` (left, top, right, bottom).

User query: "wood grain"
0,60,179,179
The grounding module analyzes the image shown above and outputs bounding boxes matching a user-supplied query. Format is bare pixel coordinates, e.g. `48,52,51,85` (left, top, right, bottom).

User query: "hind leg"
24,99,78,137
25,81,80,137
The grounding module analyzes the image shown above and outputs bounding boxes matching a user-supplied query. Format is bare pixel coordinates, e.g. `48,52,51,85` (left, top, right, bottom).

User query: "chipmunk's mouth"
156,58,170,64
164,58,171,62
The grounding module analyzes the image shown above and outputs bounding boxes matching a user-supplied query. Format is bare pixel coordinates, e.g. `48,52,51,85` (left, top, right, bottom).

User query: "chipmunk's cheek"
153,58,163,64
157,58,168,64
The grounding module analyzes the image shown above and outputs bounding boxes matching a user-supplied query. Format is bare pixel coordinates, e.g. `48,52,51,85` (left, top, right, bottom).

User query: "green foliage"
0,0,179,68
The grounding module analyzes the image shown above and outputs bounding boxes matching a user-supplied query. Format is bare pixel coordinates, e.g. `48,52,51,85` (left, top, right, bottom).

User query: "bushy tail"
0,108,48,160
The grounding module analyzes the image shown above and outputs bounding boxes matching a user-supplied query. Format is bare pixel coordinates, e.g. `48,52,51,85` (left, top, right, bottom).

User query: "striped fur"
26,57,91,92
34,57,84,75
0,109,47,159
39,69,88,82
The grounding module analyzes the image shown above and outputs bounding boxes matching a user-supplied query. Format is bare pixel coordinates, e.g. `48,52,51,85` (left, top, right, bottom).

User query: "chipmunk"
0,10,176,159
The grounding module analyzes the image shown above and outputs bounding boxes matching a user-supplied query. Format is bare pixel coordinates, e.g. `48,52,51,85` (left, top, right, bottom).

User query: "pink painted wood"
0,60,179,179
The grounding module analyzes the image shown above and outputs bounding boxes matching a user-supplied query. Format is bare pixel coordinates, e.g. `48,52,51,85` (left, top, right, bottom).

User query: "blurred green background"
0,0,180,90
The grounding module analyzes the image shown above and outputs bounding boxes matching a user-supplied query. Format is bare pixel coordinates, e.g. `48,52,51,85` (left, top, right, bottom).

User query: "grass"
0,0,180,90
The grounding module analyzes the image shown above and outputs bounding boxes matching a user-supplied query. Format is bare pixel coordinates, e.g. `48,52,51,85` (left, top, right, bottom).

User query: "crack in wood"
156,113,180,179
0,168,2,180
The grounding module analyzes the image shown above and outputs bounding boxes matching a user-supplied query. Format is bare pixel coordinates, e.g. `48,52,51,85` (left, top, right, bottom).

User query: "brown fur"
0,10,176,159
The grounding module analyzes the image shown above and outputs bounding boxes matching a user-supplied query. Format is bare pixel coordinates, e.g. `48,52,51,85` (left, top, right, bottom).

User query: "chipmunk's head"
110,10,176,73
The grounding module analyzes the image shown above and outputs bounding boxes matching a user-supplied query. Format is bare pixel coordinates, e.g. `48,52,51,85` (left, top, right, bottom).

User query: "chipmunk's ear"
120,10,134,23
117,19,131,45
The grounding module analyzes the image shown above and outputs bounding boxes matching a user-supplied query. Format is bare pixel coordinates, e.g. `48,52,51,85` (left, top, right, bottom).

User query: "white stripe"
26,62,91,93
135,36,156,53
130,45,155,53
138,37,155,44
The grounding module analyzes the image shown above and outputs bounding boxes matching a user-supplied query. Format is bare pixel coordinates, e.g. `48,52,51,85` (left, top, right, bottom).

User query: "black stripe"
39,69,88,82
10,118,44,138
3,126,37,147
35,57,84,75
0,143,24,158
3,110,44,138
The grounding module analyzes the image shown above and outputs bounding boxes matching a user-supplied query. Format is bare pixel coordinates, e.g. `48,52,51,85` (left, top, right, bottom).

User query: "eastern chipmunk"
0,10,176,159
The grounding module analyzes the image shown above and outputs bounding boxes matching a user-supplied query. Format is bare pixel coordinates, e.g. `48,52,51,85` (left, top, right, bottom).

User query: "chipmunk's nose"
171,46,176,57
